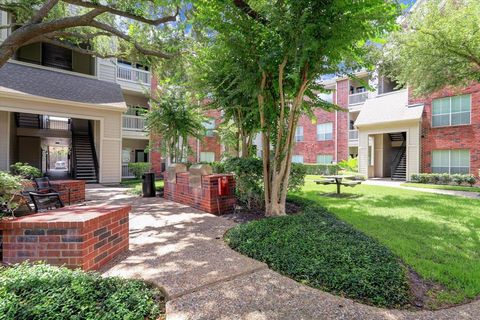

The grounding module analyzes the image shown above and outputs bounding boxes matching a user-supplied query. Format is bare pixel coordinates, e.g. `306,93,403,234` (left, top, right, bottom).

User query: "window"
317,123,333,141
432,95,471,127
432,150,470,174
203,118,216,137
200,151,215,162
295,126,304,142
316,154,333,164
292,155,304,164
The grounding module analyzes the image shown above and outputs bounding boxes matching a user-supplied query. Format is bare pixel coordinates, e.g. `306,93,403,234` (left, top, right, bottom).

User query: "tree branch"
36,37,118,58
232,0,267,24
29,0,60,24
62,0,178,25
0,23,23,30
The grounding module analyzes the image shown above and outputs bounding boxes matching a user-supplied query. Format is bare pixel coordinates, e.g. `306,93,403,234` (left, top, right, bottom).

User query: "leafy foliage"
225,198,410,308
0,262,164,320
302,164,340,176
382,0,480,96
411,173,477,186
338,157,358,172
0,171,25,216
127,162,152,179
10,162,42,179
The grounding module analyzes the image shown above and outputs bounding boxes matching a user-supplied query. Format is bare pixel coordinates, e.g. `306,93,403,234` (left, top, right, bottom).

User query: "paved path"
89,186,479,320
364,179,480,199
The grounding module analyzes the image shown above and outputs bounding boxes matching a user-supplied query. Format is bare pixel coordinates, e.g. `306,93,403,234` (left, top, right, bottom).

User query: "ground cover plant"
0,263,165,320
121,179,164,195
297,176,480,307
225,198,410,308
401,182,480,193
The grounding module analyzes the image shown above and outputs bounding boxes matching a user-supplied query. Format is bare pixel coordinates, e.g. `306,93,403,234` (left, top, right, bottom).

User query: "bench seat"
314,179,336,185
341,180,362,187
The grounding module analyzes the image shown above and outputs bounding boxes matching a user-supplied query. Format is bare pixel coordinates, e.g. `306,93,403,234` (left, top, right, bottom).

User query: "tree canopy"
382,0,480,96
0,0,183,67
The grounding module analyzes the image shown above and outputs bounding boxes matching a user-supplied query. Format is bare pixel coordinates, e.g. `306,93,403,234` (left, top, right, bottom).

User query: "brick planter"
23,180,86,205
0,205,130,270
163,172,236,215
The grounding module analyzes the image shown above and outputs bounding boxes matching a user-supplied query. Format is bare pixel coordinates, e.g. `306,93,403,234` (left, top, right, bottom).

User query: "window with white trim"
432,95,471,127
295,126,304,142
432,150,470,174
316,122,333,141
203,118,216,137
200,151,215,162
316,154,333,165
292,155,304,164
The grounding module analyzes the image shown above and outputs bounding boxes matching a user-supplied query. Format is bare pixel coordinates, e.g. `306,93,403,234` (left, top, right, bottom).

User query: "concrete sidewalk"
92,186,479,320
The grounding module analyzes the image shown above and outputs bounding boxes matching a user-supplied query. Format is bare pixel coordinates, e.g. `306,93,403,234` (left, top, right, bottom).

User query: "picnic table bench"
314,175,362,194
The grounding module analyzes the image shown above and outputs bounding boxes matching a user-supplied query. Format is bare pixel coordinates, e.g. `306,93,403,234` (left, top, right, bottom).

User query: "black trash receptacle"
142,172,156,197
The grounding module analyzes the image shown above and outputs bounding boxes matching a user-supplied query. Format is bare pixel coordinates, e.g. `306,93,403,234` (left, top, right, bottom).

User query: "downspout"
197,138,200,162
334,81,339,163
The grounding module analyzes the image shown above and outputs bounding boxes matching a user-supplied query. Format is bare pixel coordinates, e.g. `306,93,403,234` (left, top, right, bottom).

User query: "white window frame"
431,149,470,174
295,126,304,142
316,122,333,141
203,118,216,137
432,94,471,128
200,151,215,163
316,154,333,165
292,155,304,164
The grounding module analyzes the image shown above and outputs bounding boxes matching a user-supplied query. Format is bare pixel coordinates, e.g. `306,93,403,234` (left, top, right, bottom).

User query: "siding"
0,111,9,170
96,58,117,83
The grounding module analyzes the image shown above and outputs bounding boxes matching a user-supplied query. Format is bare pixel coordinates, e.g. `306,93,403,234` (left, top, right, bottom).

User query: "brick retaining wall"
23,180,86,205
163,172,236,215
0,205,130,270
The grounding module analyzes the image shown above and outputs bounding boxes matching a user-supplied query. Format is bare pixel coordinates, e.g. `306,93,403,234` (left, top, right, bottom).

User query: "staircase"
71,120,98,183
390,132,407,180
16,113,42,128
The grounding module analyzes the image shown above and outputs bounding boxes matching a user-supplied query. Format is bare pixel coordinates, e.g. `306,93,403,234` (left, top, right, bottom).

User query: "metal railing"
348,130,358,141
46,119,70,130
117,65,151,84
348,92,368,105
122,115,146,131
122,164,135,178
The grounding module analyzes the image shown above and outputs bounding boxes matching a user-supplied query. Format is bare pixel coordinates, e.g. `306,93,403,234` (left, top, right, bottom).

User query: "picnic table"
314,175,362,194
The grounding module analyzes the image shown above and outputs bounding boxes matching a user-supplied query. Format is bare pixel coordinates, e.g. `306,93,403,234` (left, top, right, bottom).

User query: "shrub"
225,198,409,308
410,174,420,182
198,161,225,174
417,174,430,184
289,163,307,192
465,175,477,187
429,174,440,184
128,162,152,179
0,262,164,320
10,162,41,179
452,174,465,185
224,157,263,209
0,171,24,217
303,164,340,175
438,173,452,185
338,157,358,172
411,173,477,187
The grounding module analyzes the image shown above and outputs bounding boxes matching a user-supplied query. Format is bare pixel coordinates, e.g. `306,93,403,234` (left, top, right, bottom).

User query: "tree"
0,0,182,68
145,87,205,164
382,0,480,96
194,0,400,216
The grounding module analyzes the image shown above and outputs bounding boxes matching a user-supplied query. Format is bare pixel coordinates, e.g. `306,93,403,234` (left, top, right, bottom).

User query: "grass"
401,182,480,193
296,175,480,307
0,262,165,320
225,199,410,308
120,179,164,195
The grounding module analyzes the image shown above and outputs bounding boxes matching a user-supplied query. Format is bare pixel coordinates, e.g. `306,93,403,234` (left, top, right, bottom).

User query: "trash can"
142,172,156,197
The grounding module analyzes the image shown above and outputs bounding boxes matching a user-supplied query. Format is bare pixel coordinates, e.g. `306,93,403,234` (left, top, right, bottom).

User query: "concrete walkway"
89,186,479,320
364,179,480,199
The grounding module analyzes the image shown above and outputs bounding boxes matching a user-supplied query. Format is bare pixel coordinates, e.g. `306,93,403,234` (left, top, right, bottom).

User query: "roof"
355,89,424,127
0,62,126,108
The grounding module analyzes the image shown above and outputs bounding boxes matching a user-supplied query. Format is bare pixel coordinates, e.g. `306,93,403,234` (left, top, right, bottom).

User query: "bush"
225,198,409,308
452,174,465,185
465,175,477,187
302,164,340,175
128,162,152,179
0,171,24,217
289,163,307,192
410,173,477,187
338,157,358,172
0,262,164,320
438,173,452,185
10,162,41,179
198,161,226,174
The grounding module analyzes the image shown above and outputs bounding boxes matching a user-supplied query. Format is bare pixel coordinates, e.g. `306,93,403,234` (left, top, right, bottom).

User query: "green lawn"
296,175,480,306
120,179,164,195
401,182,480,193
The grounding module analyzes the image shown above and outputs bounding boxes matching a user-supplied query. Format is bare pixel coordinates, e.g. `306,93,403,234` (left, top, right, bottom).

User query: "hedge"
411,173,477,186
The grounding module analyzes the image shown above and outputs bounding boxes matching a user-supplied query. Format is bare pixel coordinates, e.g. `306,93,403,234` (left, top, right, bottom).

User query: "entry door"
135,150,148,163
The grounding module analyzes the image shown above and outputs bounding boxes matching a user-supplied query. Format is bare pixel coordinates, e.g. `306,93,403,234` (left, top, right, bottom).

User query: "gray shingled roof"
0,62,125,105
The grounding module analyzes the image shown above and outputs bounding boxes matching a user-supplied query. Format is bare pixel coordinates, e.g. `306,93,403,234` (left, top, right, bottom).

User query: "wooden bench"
314,179,336,185
341,180,362,187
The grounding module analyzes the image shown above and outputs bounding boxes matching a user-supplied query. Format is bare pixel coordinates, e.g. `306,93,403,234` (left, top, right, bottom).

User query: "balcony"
122,115,148,139
349,92,368,106
117,65,151,84
349,130,359,146
121,163,135,178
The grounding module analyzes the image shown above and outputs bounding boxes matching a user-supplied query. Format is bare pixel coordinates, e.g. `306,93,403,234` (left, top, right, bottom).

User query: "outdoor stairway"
388,132,406,142
72,120,98,183
392,148,407,180
16,113,41,128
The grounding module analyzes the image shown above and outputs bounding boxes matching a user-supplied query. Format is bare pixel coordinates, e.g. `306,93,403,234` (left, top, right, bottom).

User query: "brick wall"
409,83,480,179
23,180,85,205
0,205,130,270
163,172,236,215
188,109,223,163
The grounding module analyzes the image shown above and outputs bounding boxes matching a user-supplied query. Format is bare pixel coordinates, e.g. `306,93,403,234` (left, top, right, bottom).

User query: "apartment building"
0,11,154,183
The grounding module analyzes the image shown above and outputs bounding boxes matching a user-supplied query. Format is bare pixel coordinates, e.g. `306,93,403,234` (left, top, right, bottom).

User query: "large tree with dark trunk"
0,0,182,67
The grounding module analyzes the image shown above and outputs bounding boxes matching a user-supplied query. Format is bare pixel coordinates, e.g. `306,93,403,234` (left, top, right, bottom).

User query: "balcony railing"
348,92,368,105
349,129,359,141
122,115,146,132
122,164,135,178
117,65,151,85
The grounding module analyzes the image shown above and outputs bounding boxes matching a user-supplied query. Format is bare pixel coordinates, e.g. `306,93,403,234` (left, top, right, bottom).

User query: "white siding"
0,11,8,42
96,58,117,83
0,111,9,171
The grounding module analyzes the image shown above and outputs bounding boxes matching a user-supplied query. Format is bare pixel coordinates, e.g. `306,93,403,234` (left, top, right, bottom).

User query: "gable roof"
0,62,126,108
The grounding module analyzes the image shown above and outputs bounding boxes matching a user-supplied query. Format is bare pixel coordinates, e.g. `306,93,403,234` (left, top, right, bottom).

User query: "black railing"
88,121,99,181
391,138,406,180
